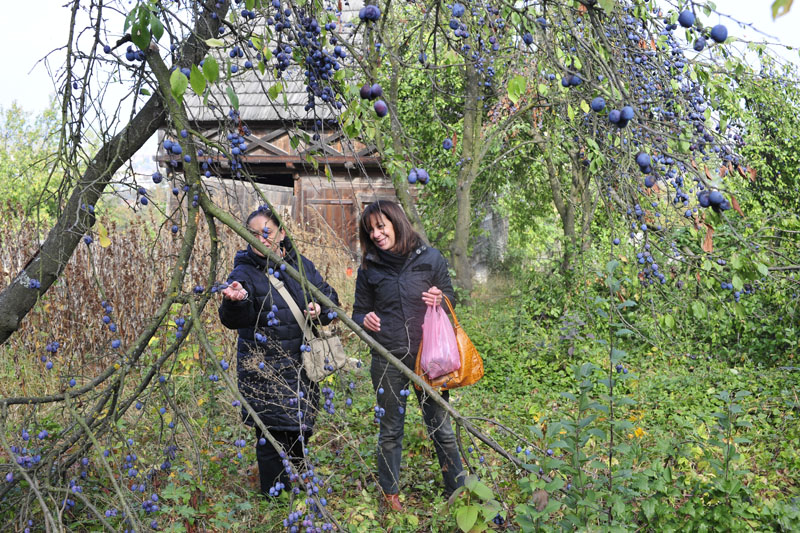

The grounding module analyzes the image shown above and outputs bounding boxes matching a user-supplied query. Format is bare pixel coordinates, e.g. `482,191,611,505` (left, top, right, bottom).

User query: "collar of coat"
365,244,428,269
237,240,299,271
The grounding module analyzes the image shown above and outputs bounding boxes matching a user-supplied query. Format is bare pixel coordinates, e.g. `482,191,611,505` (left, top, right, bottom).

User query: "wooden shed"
155,8,398,252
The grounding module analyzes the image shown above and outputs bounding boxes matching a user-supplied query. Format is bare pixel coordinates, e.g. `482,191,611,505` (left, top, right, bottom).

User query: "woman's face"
248,215,284,257
368,213,396,252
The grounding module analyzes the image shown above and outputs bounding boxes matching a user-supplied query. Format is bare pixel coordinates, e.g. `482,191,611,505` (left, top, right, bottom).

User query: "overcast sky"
0,0,797,114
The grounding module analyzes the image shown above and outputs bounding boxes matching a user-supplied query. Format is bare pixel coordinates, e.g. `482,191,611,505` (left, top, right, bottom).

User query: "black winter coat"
218,242,339,432
352,244,455,366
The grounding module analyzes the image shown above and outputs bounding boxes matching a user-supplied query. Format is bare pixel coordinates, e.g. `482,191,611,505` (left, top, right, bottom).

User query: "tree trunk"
450,63,482,291
540,141,577,276
0,96,165,345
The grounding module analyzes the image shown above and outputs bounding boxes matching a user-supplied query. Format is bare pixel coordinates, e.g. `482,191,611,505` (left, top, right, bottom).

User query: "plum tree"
0,0,798,531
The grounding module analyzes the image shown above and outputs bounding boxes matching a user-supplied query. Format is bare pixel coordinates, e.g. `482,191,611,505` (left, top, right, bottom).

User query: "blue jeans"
371,355,465,496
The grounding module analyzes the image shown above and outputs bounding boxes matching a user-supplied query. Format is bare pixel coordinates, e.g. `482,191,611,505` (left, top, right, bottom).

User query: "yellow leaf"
96,222,112,247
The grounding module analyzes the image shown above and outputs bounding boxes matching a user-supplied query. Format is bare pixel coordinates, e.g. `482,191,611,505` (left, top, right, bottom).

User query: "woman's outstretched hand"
363,312,381,332
421,286,443,307
221,281,248,301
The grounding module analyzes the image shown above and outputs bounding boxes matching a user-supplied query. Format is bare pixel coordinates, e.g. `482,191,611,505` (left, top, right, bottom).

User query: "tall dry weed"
0,204,356,399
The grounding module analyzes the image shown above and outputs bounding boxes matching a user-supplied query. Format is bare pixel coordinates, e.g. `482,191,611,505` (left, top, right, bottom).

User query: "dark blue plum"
710,25,728,43
590,97,606,112
678,10,695,28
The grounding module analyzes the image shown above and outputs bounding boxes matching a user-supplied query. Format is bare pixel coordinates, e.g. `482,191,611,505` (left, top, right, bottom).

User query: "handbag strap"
442,294,460,329
266,273,312,339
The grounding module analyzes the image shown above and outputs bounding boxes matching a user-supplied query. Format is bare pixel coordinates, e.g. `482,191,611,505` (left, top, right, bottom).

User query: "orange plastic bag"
415,295,483,391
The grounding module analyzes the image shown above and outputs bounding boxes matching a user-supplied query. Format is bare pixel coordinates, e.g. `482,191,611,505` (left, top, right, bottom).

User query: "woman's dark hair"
358,201,422,266
246,205,281,228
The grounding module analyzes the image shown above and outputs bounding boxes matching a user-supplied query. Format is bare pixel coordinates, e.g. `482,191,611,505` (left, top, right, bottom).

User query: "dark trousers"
371,355,465,497
254,426,307,495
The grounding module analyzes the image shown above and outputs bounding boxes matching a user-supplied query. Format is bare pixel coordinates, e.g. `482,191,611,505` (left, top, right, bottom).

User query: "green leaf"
542,499,561,514
545,476,565,492
268,83,283,100
226,86,239,111
537,83,549,96
615,328,634,337
508,75,527,105
664,314,675,329
732,274,744,291
772,0,794,19
464,475,494,501
598,0,616,13
203,55,219,83
170,69,188,102
691,301,707,319
567,103,575,121
150,13,164,42
472,481,494,501
586,428,607,440
205,38,225,48
455,505,479,532
189,65,206,96
756,262,769,276
131,23,151,51
124,9,136,32
580,100,590,114
614,442,632,454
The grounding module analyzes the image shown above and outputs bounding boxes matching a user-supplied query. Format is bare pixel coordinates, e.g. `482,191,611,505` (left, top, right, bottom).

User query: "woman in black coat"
352,200,464,511
219,206,339,496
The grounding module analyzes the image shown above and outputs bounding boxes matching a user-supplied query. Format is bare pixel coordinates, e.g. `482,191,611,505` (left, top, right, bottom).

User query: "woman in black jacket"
219,206,339,497
352,200,464,511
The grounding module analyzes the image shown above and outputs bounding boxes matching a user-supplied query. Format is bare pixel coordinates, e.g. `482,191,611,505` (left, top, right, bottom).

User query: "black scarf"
376,248,409,273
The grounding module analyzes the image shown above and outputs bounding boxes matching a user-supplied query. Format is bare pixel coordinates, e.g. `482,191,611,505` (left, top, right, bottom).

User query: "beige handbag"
267,274,349,382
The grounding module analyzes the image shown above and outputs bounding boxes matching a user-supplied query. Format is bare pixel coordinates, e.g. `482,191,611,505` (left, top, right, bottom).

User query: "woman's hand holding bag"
418,304,461,379
415,295,483,390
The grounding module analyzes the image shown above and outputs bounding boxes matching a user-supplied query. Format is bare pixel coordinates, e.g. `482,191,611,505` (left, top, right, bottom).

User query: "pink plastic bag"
419,305,461,379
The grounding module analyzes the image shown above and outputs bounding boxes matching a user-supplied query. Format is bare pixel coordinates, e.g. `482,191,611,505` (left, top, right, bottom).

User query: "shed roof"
184,1,365,124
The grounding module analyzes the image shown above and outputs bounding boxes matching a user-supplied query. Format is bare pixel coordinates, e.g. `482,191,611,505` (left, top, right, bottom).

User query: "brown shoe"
383,493,404,512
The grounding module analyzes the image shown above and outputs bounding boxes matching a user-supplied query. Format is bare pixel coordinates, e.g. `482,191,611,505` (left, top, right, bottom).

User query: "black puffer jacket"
352,244,455,366
218,242,339,432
